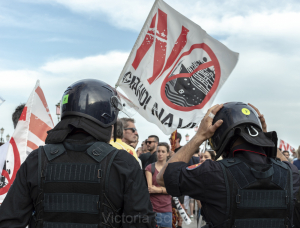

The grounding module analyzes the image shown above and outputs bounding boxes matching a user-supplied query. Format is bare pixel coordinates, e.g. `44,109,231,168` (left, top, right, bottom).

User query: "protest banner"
173,196,191,225
116,0,239,134
279,139,295,153
0,80,54,204
170,130,177,151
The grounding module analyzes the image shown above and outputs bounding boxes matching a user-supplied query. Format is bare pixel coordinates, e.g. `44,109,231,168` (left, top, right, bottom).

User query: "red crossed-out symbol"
0,137,21,195
131,8,221,111
161,43,220,111
0,107,24,195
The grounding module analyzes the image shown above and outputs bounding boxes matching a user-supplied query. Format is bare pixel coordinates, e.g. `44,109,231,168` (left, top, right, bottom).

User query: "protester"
201,149,216,163
283,150,290,160
121,117,138,145
139,135,159,169
293,146,300,170
12,104,25,128
169,132,182,153
187,148,200,166
110,119,139,161
0,79,156,227
157,102,300,227
136,147,143,157
145,142,172,228
130,134,139,149
142,140,149,153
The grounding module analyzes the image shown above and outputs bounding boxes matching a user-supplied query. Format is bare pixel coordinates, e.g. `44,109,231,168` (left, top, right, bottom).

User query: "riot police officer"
157,102,300,228
0,79,156,227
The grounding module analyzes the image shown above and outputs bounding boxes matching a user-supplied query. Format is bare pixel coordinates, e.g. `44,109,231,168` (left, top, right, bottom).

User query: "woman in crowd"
145,142,172,228
202,149,216,162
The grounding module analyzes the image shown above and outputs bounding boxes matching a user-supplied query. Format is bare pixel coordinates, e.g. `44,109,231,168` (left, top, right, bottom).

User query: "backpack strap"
151,162,155,176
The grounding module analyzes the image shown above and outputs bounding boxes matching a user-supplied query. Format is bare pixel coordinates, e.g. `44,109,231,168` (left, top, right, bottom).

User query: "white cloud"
20,0,300,35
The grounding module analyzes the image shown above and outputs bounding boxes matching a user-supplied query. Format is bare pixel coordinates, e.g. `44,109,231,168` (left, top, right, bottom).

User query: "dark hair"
120,118,135,129
194,148,200,154
115,119,123,139
205,150,216,161
177,132,182,142
148,135,159,143
282,150,289,155
12,104,25,129
158,142,170,153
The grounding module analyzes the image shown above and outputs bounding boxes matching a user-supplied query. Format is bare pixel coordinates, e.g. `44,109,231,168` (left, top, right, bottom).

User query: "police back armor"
202,157,294,228
34,141,121,228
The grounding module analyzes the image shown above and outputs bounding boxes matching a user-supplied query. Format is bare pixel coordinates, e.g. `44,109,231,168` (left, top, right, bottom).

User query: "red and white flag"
279,139,295,153
0,80,54,203
116,0,239,134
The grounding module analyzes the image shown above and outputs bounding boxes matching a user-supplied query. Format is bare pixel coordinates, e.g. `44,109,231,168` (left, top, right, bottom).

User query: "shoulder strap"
218,157,242,167
105,148,119,193
43,143,66,161
86,142,117,163
151,162,155,176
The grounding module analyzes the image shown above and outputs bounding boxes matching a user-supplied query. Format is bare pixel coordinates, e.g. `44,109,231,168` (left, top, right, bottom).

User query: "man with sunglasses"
120,118,138,145
139,135,159,170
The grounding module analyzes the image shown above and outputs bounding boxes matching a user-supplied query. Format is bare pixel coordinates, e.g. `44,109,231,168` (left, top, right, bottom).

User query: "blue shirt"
294,159,300,170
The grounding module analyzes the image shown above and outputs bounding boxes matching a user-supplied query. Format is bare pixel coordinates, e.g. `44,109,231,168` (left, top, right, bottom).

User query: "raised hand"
196,104,224,141
248,103,267,132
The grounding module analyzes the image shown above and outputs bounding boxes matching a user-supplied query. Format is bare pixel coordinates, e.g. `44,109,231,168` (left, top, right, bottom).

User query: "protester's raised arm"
156,104,224,187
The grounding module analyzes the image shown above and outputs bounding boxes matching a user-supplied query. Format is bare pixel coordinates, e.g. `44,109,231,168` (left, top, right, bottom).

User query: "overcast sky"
0,0,299,150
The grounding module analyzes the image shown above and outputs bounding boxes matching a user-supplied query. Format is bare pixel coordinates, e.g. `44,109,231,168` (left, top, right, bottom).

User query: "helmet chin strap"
114,122,117,142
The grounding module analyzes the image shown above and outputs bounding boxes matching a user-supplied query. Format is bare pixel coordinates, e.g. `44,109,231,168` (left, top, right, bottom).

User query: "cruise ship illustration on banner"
165,57,215,108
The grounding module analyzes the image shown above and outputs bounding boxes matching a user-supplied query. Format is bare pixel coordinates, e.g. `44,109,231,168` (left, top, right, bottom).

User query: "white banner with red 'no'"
116,0,239,135
0,80,54,204
279,139,295,153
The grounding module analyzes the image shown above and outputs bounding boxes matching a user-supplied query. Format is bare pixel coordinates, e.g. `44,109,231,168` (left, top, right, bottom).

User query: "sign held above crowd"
279,139,295,153
116,0,239,135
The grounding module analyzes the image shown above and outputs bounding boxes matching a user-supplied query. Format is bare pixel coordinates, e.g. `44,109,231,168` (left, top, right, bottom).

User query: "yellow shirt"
110,138,139,161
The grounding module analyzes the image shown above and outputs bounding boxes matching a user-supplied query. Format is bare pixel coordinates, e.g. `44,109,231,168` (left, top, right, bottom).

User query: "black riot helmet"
209,102,276,159
60,79,123,128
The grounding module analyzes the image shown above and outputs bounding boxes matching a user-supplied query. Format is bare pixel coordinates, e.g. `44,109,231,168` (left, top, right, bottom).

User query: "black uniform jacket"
164,143,300,226
139,151,157,170
0,133,156,227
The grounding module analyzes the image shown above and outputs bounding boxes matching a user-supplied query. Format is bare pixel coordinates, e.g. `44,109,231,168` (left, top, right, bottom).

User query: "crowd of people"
0,80,299,228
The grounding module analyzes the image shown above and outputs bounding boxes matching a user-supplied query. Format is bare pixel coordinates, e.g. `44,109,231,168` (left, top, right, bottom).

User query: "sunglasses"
124,128,137,133
146,141,156,144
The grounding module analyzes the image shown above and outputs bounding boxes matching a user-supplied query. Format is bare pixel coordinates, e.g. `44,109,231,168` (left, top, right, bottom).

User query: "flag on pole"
279,139,295,153
116,0,239,135
0,80,54,204
170,130,177,151
0,96,5,106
